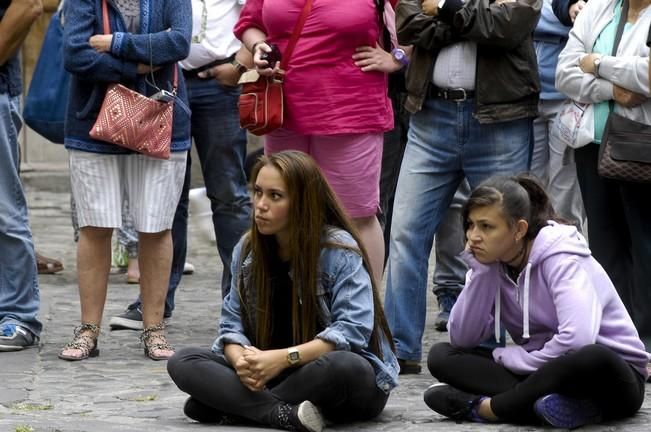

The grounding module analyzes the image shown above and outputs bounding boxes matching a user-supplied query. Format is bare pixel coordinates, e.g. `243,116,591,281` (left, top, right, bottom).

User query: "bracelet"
250,40,267,53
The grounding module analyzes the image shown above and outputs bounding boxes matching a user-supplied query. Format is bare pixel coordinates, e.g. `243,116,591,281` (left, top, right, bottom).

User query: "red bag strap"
279,0,314,70
101,0,178,89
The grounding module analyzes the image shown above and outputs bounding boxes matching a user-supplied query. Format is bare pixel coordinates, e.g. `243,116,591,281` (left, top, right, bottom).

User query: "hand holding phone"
260,44,282,69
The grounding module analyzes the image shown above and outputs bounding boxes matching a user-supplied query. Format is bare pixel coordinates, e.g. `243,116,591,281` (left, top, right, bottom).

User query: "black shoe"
398,358,422,375
274,401,324,432
109,304,171,331
183,398,236,424
434,294,457,332
424,383,485,422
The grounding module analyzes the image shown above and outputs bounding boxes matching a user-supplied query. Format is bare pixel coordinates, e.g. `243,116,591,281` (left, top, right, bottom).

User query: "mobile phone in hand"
260,44,282,69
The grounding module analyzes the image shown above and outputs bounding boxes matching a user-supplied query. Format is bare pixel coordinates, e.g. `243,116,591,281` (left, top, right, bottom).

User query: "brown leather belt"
428,86,475,101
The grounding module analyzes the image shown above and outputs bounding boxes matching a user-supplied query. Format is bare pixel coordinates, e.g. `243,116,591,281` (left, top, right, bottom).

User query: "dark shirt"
0,0,23,96
269,258,294,350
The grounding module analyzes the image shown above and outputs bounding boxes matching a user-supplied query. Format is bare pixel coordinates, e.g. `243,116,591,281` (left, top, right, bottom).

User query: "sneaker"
434,294,457,332
183,262,195,275
183,397,236,424
109,305,171,331
423,383,485,422
275,401,324,432
0,324,38,351
294,401,325,432
398,358,422,375
534,393,602,429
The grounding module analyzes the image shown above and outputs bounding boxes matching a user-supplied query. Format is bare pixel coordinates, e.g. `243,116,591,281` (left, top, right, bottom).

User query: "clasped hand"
234,346,287,392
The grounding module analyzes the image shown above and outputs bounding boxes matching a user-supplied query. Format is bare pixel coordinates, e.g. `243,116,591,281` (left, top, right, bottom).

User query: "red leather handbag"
238,0,313,136
89,0,176,159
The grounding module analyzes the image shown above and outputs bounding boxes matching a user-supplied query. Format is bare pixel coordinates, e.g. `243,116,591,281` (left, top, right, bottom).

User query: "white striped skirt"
69,150,187,233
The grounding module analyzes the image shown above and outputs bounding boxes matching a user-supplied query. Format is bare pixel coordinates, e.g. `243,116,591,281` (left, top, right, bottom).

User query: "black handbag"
598,113,651,183
597,0,651,183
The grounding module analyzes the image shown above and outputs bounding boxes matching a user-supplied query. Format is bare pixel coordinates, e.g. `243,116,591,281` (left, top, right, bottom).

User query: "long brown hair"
240,151,394,357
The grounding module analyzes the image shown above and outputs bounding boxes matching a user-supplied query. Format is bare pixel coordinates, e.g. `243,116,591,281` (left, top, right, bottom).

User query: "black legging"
168,347,389,425
428,343,645,424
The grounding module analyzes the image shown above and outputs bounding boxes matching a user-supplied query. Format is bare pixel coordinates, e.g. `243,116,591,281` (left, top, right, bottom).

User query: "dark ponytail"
463,174,565,240
514,175,558,240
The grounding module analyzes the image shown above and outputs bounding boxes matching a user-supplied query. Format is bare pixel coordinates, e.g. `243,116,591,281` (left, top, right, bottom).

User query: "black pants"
168,347,389,425
378,78,410,266
575,143,651,346
428,343,645,424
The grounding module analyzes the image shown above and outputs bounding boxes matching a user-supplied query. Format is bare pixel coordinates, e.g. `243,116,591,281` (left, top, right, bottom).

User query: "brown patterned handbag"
89,0,175,160
597,113,651,183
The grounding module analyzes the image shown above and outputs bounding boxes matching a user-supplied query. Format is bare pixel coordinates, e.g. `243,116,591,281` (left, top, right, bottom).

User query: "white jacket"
556,0,651,126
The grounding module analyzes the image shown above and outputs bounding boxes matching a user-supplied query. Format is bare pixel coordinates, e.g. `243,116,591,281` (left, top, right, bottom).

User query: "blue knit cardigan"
63,0,192,154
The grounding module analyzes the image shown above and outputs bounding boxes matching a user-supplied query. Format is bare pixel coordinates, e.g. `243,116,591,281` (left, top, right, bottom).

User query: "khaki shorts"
69,150,187,233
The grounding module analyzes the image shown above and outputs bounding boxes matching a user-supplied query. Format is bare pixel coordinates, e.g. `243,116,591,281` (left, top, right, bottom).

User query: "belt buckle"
449,88,467,101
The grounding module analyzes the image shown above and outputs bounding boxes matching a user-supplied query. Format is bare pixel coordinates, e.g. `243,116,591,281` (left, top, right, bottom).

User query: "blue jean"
0,93,41,336
384,98,531,361
531,99,586,233
131,77,251,314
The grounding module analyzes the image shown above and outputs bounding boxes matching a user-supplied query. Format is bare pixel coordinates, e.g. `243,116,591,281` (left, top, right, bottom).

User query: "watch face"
289,351,300,362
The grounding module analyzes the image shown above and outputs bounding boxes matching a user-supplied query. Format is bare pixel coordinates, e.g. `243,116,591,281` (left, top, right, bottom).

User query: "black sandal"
140,323,174,361
58,323,100,361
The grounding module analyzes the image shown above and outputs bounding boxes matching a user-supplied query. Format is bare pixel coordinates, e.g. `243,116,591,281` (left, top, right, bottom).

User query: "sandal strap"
140,322,173,354
140,322,166,343
74,323,100,337
64,323,99,356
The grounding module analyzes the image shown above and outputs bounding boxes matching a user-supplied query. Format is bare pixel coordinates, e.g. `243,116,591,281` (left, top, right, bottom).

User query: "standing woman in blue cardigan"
59,0,191,361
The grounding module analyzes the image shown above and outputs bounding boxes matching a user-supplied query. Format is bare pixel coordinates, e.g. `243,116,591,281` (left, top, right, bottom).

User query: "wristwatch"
593,56,602,78
231,58,247,75
391,48,409,68
287,347,301,366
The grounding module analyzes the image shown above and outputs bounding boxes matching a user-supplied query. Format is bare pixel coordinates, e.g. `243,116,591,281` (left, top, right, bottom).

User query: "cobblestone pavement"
2,166,650,432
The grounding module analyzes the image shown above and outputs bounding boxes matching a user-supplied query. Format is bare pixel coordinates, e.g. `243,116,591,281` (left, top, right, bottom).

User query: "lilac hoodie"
448,221,650,379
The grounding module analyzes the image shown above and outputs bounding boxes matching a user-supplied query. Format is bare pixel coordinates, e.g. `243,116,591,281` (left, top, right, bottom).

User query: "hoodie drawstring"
494,288,501,344
495,262,533,343
522,262,532,340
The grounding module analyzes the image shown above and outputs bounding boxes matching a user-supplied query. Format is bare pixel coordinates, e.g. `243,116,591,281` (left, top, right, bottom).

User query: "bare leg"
59,226,112,358
138,230,174,359
353,215,385,286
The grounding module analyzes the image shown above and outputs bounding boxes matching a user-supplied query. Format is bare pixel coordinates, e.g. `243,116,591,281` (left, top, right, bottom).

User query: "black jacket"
397,0,541,123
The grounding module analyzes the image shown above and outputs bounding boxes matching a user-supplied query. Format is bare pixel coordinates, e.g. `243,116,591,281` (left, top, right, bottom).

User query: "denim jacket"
62,0,192,154
212,228,399,393
0,0,23,97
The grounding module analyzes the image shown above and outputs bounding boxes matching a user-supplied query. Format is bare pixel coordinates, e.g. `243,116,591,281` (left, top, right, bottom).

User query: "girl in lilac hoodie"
424,175,648,428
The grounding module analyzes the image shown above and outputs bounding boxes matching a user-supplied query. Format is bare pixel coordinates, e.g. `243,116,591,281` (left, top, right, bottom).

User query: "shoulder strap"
376,0,391,51
280,0,314,70
612,0,629,55
609,0,629,111
102,0,110,34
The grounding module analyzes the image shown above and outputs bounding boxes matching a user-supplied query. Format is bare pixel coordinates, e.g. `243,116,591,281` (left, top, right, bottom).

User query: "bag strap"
612,0,629,55
101,0,178,90
608,0,629,112
279,0,314,70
